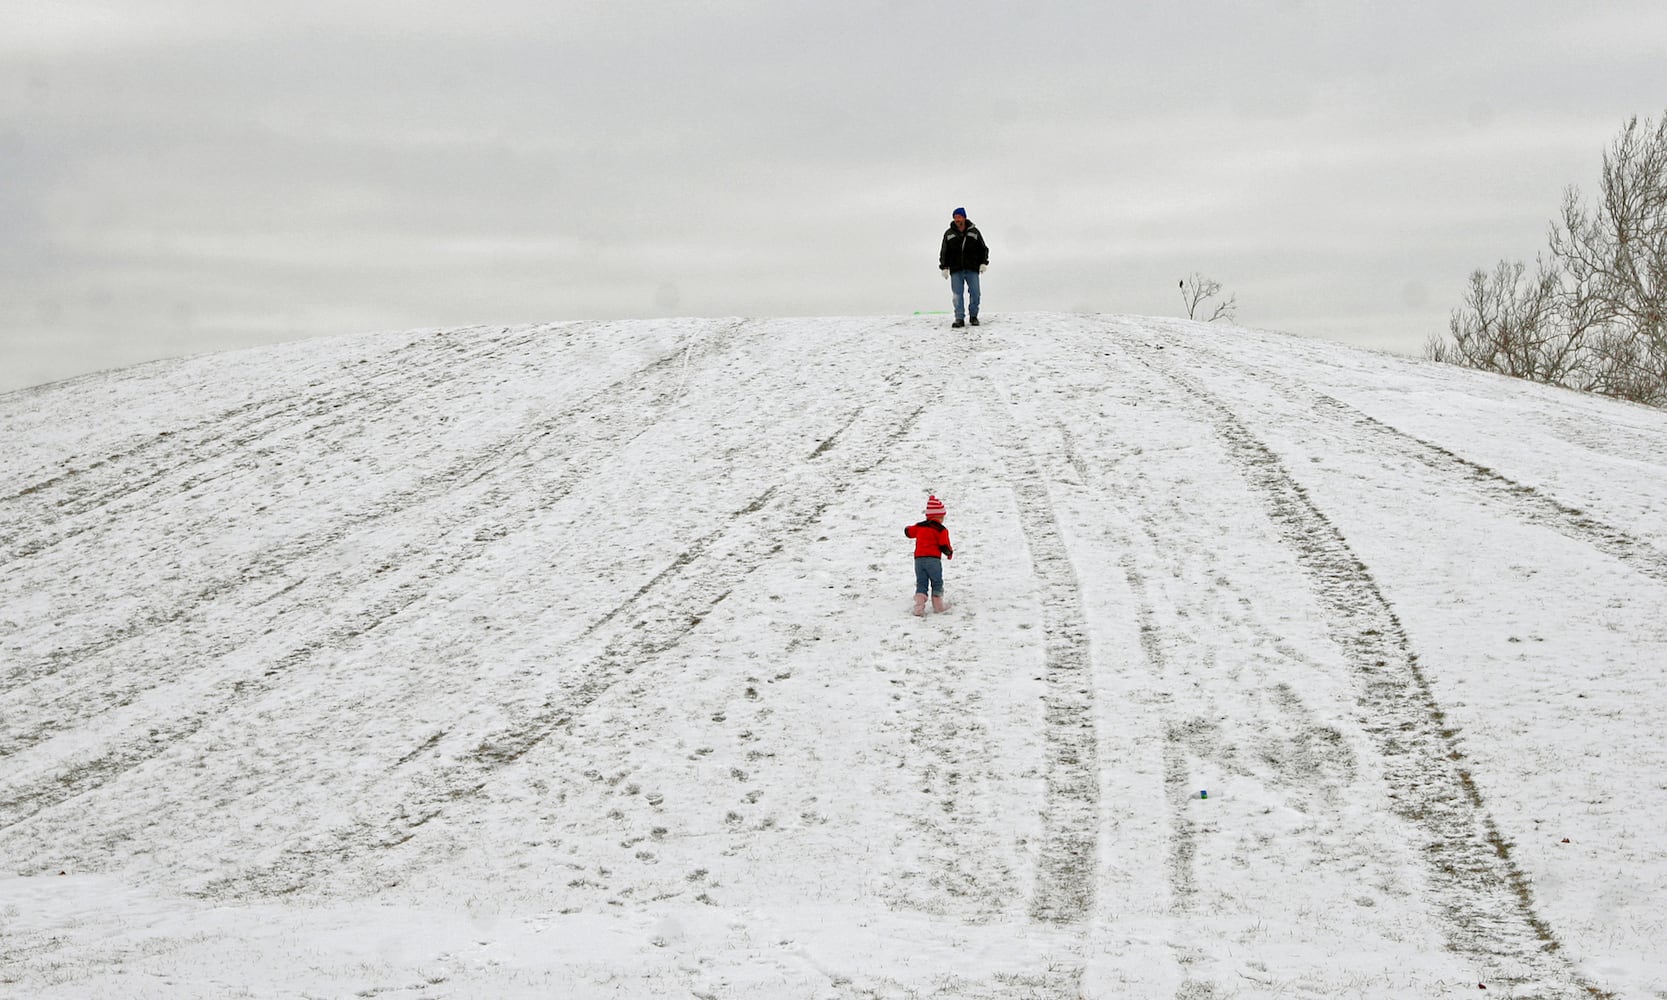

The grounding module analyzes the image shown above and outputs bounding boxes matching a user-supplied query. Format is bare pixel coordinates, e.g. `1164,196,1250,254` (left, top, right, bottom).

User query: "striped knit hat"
924,495,946,519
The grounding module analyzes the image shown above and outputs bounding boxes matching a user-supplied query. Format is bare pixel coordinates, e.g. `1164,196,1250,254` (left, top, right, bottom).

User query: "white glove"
941,268,949,279
978,264,987,273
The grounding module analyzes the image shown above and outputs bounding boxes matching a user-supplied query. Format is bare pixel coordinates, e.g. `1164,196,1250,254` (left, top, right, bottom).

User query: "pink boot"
912,594,927,616
932,595,949,614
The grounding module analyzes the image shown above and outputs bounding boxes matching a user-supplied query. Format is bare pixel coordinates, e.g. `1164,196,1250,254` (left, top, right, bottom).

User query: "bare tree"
1549,114,1667,405
1435,258,1580,384
1431,111,1667,406
1586,324,1667,406
1179,273,1237,323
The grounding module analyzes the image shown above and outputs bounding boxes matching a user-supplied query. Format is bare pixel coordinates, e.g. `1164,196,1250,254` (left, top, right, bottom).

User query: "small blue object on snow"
1198,790,1208,799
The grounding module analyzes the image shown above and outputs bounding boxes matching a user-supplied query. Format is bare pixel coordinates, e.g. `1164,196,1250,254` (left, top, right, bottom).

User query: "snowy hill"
3,313,1666,999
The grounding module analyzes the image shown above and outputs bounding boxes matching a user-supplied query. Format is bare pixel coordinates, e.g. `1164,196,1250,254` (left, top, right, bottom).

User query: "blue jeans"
914,556,945,596
950,270,981,321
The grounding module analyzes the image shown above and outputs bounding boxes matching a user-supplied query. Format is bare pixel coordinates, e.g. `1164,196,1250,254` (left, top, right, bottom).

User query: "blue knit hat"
952,207,967,218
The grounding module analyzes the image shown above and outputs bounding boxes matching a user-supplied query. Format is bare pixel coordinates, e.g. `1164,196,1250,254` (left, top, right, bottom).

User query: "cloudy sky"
4,1,1665,393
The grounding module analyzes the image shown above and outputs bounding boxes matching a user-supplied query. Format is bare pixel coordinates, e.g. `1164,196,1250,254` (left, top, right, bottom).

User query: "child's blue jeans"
914,556,945,596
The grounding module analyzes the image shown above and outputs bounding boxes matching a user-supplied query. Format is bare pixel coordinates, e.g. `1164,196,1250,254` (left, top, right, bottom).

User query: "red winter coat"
904,519,953,559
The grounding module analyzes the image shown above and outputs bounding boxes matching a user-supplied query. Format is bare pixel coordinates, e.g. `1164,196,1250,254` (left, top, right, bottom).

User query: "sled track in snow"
1121,540,1358,1000
1176,339,1667,587
208,384,941,897
980,394,1100,929
1117,560,1213,996
0,323,581,697
1134,347,1608,999
1315,394,1667,584
1120,565,1201,917
0,322,754,829
0,325,540,565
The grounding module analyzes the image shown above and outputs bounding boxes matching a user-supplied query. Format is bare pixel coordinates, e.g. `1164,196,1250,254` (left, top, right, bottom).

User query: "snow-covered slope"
3,314,1665,999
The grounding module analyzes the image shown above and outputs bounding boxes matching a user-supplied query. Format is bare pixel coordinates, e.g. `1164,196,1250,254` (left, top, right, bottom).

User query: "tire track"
205,392,940,898
1123,545,1358,1000
978,393,1100,928
1318,393,1667,583
0,323,743,701
1122,567,1200,913
205,318,949,896
1120,561,1213,1000
1167,337,1667,586
0,323,758,826
0,325,537,565
1131,345,1606,999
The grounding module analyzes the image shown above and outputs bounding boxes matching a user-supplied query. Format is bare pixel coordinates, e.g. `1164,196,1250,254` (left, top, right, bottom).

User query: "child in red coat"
904,495,954,615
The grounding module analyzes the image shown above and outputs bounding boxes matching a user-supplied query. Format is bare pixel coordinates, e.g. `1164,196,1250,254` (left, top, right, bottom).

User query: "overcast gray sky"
4,1,1666,393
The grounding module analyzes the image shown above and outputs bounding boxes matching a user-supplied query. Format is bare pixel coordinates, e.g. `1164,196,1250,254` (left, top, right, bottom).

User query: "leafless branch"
1179,273,1238,323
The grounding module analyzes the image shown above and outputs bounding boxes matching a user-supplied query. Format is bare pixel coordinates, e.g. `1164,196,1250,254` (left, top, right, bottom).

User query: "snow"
2,312,1666,998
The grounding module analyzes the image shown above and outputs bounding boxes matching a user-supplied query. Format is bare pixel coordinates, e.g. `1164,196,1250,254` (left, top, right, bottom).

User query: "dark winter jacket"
938,221,989,272
904,519,954,559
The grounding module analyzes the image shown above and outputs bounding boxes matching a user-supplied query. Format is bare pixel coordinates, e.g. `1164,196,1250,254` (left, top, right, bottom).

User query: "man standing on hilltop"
938,207,989,328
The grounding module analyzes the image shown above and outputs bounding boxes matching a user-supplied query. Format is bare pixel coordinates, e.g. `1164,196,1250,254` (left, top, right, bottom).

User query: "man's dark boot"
969,316,980,326
952,319,965,328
